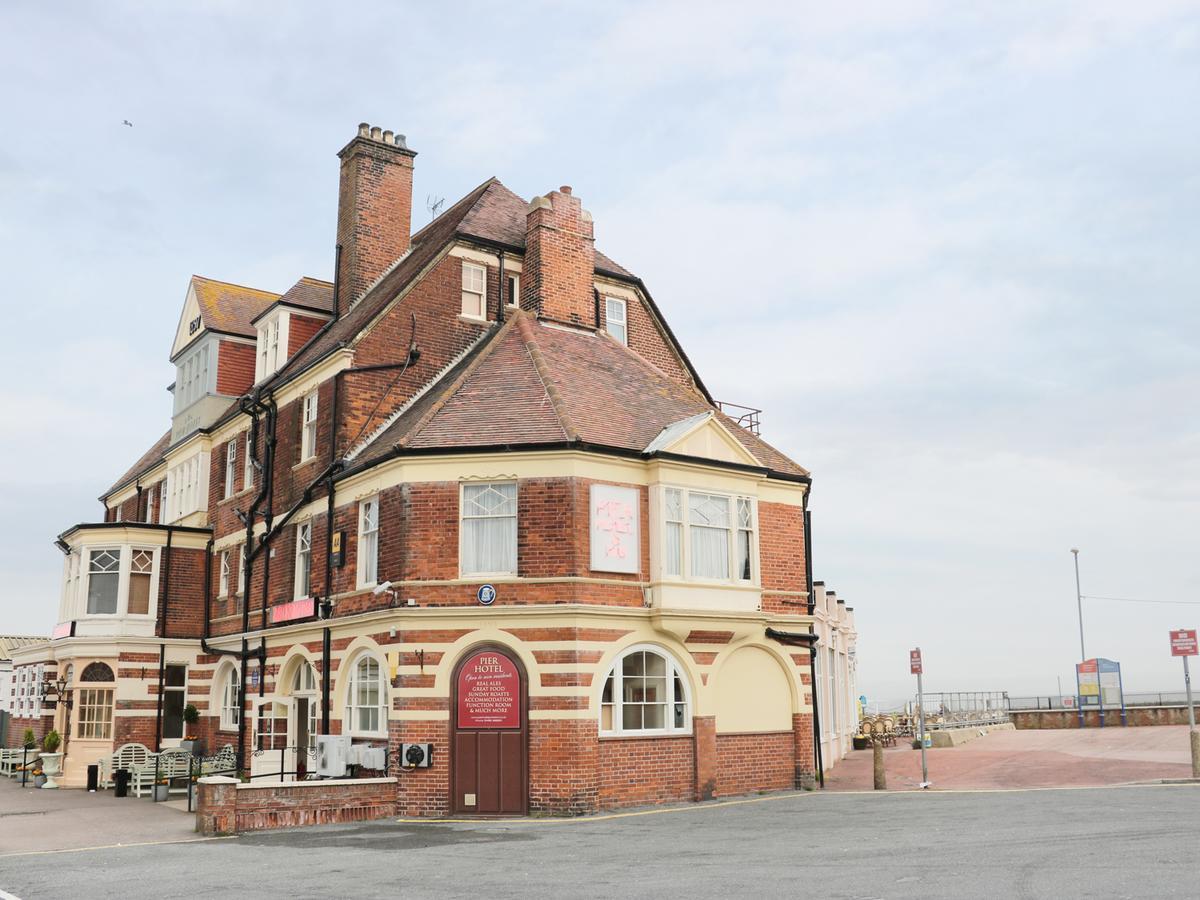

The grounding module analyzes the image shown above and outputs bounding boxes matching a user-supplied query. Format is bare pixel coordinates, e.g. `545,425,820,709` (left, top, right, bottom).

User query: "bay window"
82,546,158,617
86,549,121,614
127,549,154,615
658,487,757,583
460,482,517,575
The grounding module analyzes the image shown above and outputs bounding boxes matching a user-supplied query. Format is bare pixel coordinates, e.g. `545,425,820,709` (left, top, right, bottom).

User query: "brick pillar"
793,713,816,789
195,775,239,835
693,716,717,801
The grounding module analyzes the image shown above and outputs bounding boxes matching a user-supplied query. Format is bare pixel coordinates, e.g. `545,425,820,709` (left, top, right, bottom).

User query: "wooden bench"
131,748,193,798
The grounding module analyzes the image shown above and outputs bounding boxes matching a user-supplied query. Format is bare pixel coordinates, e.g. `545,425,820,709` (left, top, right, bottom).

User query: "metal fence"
1008,691,1192,711
909,691,1011,730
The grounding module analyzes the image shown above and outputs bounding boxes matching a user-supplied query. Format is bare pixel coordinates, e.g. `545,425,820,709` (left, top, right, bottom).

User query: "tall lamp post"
1071,548,1085,662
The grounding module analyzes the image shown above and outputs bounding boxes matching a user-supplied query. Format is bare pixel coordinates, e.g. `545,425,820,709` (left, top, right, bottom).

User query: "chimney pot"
560,185,572,195
358,122,370,137
395,133,408,149
370,126,382,141
382,130,394,145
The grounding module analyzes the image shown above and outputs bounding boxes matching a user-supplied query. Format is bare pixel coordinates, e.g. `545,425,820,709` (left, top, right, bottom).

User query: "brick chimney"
522,186,595,328
335,123,417,310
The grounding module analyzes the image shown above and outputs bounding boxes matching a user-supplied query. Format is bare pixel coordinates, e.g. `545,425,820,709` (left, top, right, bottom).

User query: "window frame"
243,432,254,491
161,664,188,741
219,549,230,598
605,296,628,345
357,496,380,589
459,481,518,577
461,261,487,320
294,521,312,600
599,644,692,737
224,438,238,499
657,486,758,586
343,653,388,738
300,390,319,461
219,664,241,731
506,273,520,308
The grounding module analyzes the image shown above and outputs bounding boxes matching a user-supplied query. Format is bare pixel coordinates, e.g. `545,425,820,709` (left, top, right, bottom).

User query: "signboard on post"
1170,629,1198,657
910,647,929,787
909,649,923,675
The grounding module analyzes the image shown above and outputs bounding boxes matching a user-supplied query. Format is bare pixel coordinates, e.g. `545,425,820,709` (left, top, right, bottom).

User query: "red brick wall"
529,719,598,814
163,545,206,638
287,313,326,357
523,188,595,329
598,735,695,808
196,777,397,834
5,715,53,748
758,500,807,614
714,731,795,797
392,719,450,816
598,289,692,386
217,340,256,397
336,131,414,308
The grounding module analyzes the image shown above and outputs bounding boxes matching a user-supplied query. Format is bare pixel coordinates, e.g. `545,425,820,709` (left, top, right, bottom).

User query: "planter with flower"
39,730,63,789
179,704,203,756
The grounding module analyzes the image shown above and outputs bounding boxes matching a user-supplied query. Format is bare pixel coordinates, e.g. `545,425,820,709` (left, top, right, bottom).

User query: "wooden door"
451,646,527,815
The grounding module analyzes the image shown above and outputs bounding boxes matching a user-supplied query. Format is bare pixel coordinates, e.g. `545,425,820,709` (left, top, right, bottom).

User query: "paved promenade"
824,724,1198,791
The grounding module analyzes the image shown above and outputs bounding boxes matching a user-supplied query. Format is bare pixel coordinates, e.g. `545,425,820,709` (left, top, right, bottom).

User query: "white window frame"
300,390,318,461
237,544,246,598
219,550,231,598
294,521,312,600
599,644,692,737
243,432,254,491
224,438,238,499
605,296,628,345
506,273,520,307
461,261,486,319
343,653,387,738
76,687,114,740
219,664,241,731
144,484,155,523
657,486,757,586
85,547,122,615
358,496,379,589
459,481,518,577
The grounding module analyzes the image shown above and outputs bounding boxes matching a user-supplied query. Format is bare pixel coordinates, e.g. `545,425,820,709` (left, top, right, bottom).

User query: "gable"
171,283,204,359
646,413,762,468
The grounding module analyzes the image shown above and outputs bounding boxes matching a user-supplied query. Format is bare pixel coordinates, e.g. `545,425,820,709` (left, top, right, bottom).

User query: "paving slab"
825,724,1198,791
0,777,200,856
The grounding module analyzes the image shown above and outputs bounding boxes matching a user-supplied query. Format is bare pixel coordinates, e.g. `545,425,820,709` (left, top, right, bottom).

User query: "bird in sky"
122,120,133,127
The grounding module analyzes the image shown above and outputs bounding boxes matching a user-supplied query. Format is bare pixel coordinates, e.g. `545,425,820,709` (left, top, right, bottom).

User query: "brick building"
8,124,858,813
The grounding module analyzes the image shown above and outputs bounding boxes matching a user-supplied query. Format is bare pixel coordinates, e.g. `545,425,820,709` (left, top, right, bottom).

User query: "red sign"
1077,659,1098,674
1170,629,1198,657
909,649,922,675
270,597,316,625
457,651,520,729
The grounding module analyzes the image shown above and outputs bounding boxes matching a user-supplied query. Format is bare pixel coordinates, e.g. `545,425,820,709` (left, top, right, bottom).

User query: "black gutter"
497,251,506,324
321,627,332,734
154,643,165,752
56,522,211,543
159,527,174,639
332,243,342,321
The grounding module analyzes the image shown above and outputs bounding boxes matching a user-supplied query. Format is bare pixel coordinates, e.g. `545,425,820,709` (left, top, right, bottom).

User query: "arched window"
219,665,241,731
81,661,114,682
600,646,690,736
345,655,386,736
293,660,317,694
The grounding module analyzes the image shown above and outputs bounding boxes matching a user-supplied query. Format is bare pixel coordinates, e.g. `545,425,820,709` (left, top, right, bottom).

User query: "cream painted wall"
714,645,794,733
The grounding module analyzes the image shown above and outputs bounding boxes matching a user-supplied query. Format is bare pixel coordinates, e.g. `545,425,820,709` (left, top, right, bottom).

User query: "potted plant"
39,730,64,790
179,704,202,755
153,777,170,802
22,728,36,750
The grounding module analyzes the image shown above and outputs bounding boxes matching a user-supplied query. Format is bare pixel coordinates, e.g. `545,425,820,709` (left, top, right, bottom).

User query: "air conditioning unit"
401,742,433,768
344,742,363,766
360,745,387,770
315,734,351,777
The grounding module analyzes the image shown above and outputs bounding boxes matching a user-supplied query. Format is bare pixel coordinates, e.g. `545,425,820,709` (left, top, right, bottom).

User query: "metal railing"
908,691,1011,730
1008,691,1192,711
715,401,762,435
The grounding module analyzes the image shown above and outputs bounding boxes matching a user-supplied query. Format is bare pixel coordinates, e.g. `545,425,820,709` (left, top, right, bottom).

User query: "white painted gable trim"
645,411,762,467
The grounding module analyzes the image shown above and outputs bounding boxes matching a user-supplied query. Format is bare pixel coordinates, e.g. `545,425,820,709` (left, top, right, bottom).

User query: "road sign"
909,649,922,675
1170,629,1197,657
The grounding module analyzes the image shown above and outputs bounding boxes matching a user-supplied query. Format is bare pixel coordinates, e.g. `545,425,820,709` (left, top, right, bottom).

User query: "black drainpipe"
159,527,174,639
331,244,342,321
497,251,506,323
322,627,332,734
593,287,601,330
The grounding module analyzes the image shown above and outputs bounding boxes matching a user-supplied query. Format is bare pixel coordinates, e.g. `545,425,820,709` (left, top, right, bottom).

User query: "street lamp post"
1071,548,1085,662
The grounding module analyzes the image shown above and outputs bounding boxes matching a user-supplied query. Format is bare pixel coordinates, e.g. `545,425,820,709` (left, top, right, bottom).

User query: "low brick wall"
195,776,397,834
1012,707,1194,729
598,735,695,808
715,732,794,797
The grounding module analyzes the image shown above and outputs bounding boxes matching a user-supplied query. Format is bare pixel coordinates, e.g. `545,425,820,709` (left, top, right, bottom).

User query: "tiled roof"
192,276,281,338
252,276,334,324
0,635,50,661
353,311,807,478
104,429,171,497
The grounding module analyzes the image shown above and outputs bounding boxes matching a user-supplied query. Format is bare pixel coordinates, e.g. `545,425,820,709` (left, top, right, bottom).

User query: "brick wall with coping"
195,775,398,834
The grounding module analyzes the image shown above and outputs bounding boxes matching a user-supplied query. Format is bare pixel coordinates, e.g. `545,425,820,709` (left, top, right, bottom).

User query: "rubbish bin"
113,768,131,798
87,764,99,793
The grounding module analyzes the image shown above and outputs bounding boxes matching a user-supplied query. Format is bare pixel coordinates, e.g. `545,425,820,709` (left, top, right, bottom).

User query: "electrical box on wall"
331,531,346,567
401,743,433,768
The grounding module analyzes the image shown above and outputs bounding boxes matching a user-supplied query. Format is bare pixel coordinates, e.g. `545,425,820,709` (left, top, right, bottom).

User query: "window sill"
457,314,489,325
599,731,693,741
347,731,388,741
293,456,320,471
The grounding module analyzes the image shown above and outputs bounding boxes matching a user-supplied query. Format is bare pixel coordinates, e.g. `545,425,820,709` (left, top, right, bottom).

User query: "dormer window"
255,312,291,382
606,297,628,345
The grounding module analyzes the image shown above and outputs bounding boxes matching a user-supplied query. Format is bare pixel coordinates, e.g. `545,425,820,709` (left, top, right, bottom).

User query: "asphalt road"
2,785,1197,899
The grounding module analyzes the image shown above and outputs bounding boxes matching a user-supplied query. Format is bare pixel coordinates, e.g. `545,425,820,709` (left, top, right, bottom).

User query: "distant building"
8,124,862,812
1,635,50,722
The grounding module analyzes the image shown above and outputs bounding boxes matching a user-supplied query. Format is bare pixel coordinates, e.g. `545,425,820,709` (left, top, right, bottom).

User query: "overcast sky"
2,1,1197,704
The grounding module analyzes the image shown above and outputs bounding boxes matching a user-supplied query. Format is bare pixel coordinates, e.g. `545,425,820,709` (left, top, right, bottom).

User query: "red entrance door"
451,646,527,815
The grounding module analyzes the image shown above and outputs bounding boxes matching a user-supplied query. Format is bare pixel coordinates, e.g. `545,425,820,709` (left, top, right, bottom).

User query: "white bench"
98,742,153,789
0,747,37,778
131,748,193,798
